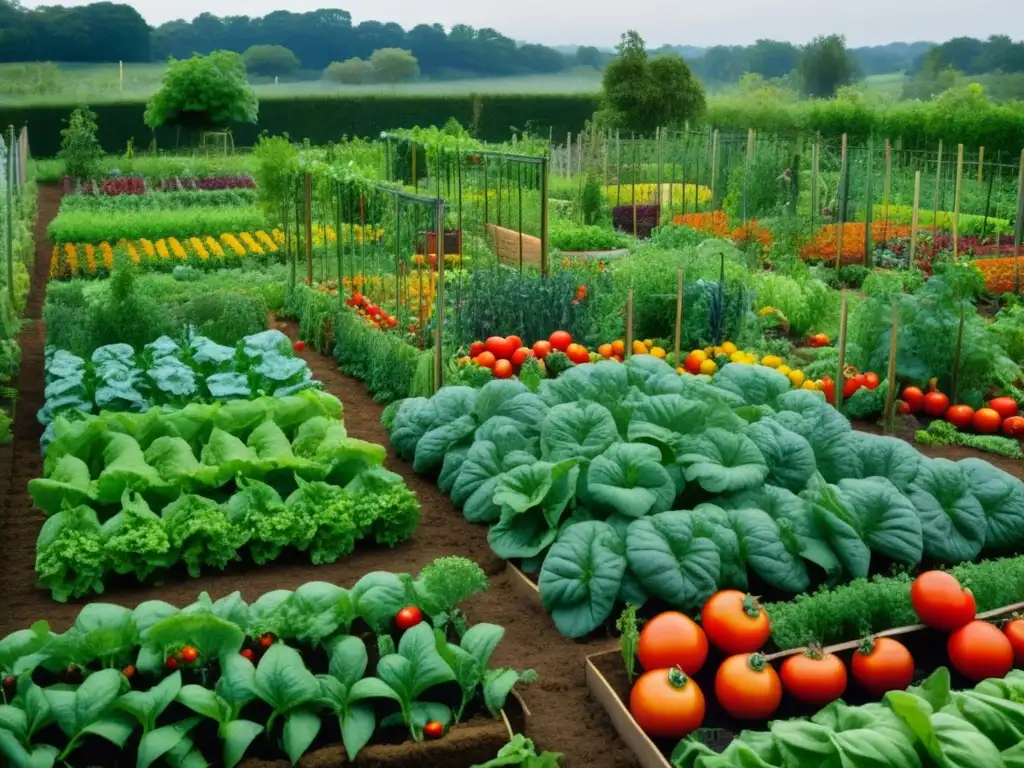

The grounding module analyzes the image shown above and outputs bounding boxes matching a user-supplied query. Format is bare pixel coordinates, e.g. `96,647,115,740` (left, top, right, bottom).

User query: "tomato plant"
549,330,572,351
1003,618,1024,664
945,404,975,430
780,647,847,705
851,637,914,695
396,606,423,631
948,621,1014,681
988,397,1019,419
700,591,770,655
629,667,706,738
637,611,708,675
972,407,1002,434
911,571,975,631
714,653,782,720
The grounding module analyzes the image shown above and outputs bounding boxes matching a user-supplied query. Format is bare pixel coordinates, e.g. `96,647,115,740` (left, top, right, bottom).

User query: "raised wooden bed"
486,224,541,268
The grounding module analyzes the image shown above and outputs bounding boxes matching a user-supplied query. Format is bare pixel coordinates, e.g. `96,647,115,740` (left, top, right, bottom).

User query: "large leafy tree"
242,44,300,77
600,30,706,135
144,51,258,133
798,34,858,97
369,48,419,88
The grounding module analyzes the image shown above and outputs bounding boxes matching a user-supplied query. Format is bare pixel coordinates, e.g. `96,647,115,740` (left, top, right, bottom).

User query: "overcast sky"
21,0,1023,47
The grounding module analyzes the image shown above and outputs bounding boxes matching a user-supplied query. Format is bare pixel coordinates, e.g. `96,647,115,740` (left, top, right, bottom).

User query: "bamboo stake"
910,171,922,267
625,288,635,361
835,134,848,274
835,293,849,412
883,302,900,434
674,269,684,369
951,303,966,404
615,130,621,205
656,127,663,211
883,138,892,243
953,144,964,260
304,172,313,283
810,133,821,229
710,129,719,210
631,133,638,240
932,140,942,243
865,135,875,266
1016,149,1024,294
433,197,446,392
978,146,985,189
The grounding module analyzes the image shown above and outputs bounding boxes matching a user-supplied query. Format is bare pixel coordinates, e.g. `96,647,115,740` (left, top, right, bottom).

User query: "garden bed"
585,601,1024,768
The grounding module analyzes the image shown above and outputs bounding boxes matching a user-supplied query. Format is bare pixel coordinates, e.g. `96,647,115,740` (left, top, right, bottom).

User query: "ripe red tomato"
122,665,136,679
629,667,706,738
851,637,914,695
901,386,925,413
1003,416,1024,437
566,344,591,365
683,352,704,375
700,591,771,655
714,653,782,720
898,401,911,414
821,376,836,404
945,404,975,430
948,621,1014,681
180,646,199,663
165,657,179,670
780,649,847,705
485,336,515,360
423,721,445,739
1003,619,1024,665
506,335,523,350
475,351,496,369
864,372,880,390
395,606,423,631
911,571,976,631
810,333,830,347
532,340,553,359
511,347,532,366
470,341,486,357
493,359,514,378
843,374,867,398
923,391,950,417
293,341,305,353
258,633,275,648
549,330,573,351
637,612,708,675
240,649,255,661
972,407,1003,434
988,396,1019,419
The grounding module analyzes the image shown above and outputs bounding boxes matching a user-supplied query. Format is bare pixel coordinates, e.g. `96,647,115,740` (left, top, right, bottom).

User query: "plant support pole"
834,293,849,412
674,269,684,368
953,143,964,260
434,197,446,392
304,172,313,283
883,302,900,434
910,171,922,268
5,125,13,305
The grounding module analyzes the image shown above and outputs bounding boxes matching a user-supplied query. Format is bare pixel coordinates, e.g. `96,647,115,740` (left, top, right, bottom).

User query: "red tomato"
812,333,830,347
864,372,880,390
973,407,1003,434
821,376,836,404
948,621,1014,681
923,391,950,417
423,721,445,739
843,374,867,398
122,665,136,678
637,612,708,675
549,330,573,351
988,396,1019,419
911,571,976,631
780,649,847,705
683,352,704,375
180,646,198,663
566,344,591,365
475,351,496,369
851,637,914,696
511,347,532,366
240,649,255,661
485,336,515,360
395,606,423,631
258,633,275,648
945,404,975,430
902,386,925,413
898,401,911,414
506,335,523,350
470,341,485,358
714,653,782,720
1003,416,1024,437
700,591,771,655
165,657,179,670
493,359,514,379
293,341,306,353
629,667,706,739
1004,619,1024,664
532,340,553,360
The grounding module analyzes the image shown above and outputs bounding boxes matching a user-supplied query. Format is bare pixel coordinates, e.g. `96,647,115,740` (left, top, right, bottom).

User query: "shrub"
611,204,660,239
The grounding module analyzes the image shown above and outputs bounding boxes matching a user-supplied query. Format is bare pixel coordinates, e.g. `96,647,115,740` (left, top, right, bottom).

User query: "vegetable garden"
3,112,1024,767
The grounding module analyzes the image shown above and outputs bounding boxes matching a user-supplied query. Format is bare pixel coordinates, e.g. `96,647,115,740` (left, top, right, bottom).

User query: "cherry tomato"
469,341,485,358
864,372,880,390
259,633,275,649
701,591,771,655
629,666,706,738
122,665,136,679
637,612,708,676
292,341,305,353
945,404,975,430
948,621,1013,681
395,606,423,631
423,721,445,739
240,649,255,661
780,647,847,705
180,646,198,663
714,653,782,720
911,571,975,631
851,637,914,696
165,657,179,670
901,386,925,413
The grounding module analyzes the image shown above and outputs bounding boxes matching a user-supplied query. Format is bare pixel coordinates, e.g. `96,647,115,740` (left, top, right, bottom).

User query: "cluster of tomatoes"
805,333,831,348
628,575,1024,740
345,291,399,329
464,331,613,378
901,383,1024,437
820,367,882,404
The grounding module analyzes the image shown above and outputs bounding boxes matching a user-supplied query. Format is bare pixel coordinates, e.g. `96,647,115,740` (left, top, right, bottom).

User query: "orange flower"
975,254,1024,294
100,242,114,270
673,211,729,236
85,244,97,274
576,284,588,301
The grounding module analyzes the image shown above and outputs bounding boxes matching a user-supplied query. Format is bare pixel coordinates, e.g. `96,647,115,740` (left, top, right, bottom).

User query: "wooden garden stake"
304,171,313,284
433,198,446,392
951,302,966,404
656,127,663,210
883,138,892,243
674,269,684,368
566,132,572,179
883,301,900,434
5,125,13,304
710,129,719,211
953,143,964,260
1016,149,1024,291
835,134,848,274
910,171,922,266
834,292,849,412
864,135,875,267
978,146,985,189
810,133,821,229
632,133,638,240
625,288,635,361
615,129,621,205
932,140,942,243
411,141,417,190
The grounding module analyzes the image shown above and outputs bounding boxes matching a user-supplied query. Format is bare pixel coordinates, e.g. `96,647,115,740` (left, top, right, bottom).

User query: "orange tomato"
532,340,553,360
714,653,782,720
948,621,1013,681
549,330,572,351
1003,619,1024,665
988,396,1019,419
566,344,591,365
598,343,613,359
972,407,1003,434
629,667,705,739
851,637,914,696
506,335,523,351
1003,416,1024,437
637,612,708,676
683,352,704,375
492,359,514,379
475,351,496,369
780,648,847,705
945,404,975,430
511,347,532,366
701,591,771,655
611,339,625,356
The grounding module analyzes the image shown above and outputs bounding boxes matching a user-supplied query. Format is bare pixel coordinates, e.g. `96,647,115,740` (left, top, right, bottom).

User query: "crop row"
46,206,268,245
60,188,259,211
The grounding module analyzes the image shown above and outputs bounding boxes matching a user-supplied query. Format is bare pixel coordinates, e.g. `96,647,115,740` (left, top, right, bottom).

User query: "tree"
242,44,300,77
58,106,102,181
600,30,705,135
323,57,373,84
370,47,419,88
576,45,604,69
144,51,258,134
798,34,858,97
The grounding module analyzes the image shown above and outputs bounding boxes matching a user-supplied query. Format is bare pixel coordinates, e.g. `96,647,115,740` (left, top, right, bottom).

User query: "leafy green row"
46,205,266,244
41,330,320,439
59,188,259,212
0,558,534,767
673,667,1024,768
386,357,1024,638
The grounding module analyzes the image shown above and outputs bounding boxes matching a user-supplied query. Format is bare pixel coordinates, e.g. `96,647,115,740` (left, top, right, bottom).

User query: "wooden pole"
540,156,550,277
834,293,849,412
615,129,621,205
710,129,719,211
810,133,821,230
910,171,922,267
864,135,875,267
883,138,892,244
1015,149,1024,287
978,146,985,189
433,198,446,392
656,127,663,213
674,269,684,369
304,171,313,283
5,126,12,305
953,143,964,260
932,140,942,243
625,288,635,361
631,133,638,240
835,134,848,273
883,302,900,434
951,303,966,404
411,141,417,190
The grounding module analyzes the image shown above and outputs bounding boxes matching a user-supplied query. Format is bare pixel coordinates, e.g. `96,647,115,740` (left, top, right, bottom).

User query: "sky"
20,0,1024,48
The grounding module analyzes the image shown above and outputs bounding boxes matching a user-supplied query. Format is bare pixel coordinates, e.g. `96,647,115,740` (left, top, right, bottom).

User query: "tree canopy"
144,51,258,132
370,48,419,85
797,35,858,97
242,44,300,76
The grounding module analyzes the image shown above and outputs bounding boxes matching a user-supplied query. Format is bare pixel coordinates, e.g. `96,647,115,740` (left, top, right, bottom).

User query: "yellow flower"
140,239,156,259
85,244,97,274
757,306,776,317
123,241,140,265
49,246,59,279
256,231,278,252
206,236,224,258
221,234,245,256
240,232,263,255
63,243,79,275
272,229,285,244
168,238,187,260
191,237,209,260
156,240,170,260
100,242,114,270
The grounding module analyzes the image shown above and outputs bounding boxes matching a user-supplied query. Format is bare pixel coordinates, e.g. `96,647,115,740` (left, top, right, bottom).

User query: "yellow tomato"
677,366,687,375
729,351,746,363
788,370,806,387
757,306,776,317
777,364,792,376
633,340,649,354
699,359,718,375
802,380,818,391
760,355,783,369
650,346,666,359
745,353,758,364
690,349,708,363
721,341,738,355
643,339,654,348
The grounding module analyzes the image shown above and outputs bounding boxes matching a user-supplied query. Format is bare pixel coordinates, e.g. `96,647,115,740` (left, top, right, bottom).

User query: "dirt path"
0,186,636,767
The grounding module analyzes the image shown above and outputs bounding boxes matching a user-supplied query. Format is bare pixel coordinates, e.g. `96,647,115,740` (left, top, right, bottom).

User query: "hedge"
0,93,602,157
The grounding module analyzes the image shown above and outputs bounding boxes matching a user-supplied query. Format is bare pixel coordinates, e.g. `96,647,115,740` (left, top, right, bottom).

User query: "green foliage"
58,106,103,182
915,420,1024,459
752,272,839,337
550,223,629,252
369,49,420,86
600,30,706,134
323,58,374,85
331,309,426,403
242,45,300,77
144,51,258,132
580,174,605,226
473,734,563,767
797,34,859,97
47,204,266,243
59,188,259,213
180,293,269,346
